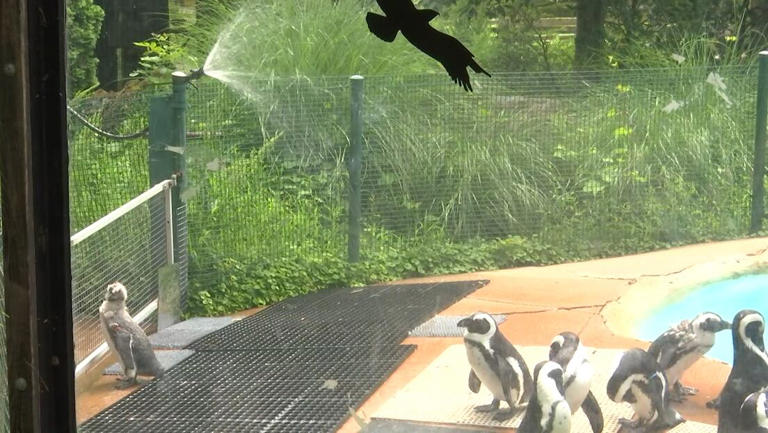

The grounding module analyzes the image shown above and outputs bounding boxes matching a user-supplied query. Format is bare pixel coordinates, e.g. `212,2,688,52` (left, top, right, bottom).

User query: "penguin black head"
457,312,497,340
105,281,128,302
534,360,566,397
692,312,731,334
732,310,767,362
549,331,580,364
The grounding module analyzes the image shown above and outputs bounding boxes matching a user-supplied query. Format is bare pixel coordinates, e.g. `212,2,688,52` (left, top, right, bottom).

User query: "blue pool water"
635,272,768,364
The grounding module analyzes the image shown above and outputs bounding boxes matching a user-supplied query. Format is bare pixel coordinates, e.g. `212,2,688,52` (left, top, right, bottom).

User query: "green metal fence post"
751,51,768,234
348,75,364,262
149,71,189,328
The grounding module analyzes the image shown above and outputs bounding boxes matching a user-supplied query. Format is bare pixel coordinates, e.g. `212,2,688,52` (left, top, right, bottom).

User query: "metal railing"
72,179,176,377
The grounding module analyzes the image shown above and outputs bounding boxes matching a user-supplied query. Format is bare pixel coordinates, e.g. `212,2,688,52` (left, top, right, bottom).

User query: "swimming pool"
635,272,768,364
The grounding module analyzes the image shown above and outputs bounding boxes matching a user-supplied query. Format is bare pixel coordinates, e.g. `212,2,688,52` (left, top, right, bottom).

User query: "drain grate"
80,281,487,432
409,315,507,337
190,281,488,351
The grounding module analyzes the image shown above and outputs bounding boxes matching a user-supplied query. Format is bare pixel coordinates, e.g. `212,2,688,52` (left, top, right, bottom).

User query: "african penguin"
457,312,533,421
740,388,768,432
606,348,684,432
718,310,768,433
647,311,730,402
99,281,164,389
517,360,571,433
549,331,604,433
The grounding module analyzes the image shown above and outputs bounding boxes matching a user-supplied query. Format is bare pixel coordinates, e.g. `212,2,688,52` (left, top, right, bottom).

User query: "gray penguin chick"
99,281,164,389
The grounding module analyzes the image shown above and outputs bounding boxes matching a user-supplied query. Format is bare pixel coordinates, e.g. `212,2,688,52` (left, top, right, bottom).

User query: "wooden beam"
0,0,76,430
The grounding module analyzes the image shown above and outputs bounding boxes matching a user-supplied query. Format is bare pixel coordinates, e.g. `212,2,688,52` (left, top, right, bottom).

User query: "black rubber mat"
80,280,487,432
190,281,488,350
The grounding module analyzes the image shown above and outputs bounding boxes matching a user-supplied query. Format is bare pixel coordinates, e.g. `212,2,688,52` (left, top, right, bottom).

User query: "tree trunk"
574,0,606,69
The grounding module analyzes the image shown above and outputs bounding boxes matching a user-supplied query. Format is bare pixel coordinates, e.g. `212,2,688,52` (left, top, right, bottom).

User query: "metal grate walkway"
80,280,487,432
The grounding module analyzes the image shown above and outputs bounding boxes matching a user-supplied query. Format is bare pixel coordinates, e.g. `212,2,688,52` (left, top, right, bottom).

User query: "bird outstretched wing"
366,13,399,42
366,0,490,92
412,26,490,92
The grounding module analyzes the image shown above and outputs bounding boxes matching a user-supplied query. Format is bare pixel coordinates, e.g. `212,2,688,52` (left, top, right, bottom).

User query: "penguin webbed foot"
474,399,500,413
491,407,519,422
618,418,646,433
674,382,698,396
114,376,137,389
705,395,721,410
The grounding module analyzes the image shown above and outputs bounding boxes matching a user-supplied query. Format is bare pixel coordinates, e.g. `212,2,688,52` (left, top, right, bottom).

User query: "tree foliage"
66,0,104,95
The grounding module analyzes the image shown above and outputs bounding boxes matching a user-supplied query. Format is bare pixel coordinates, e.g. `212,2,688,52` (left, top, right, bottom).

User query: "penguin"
517,360,572,433
718,310,768,433
740,388,768,432
457,312,533,421
606,348,685,433
549,331,604,433
99,281,164,389
647,311,731,401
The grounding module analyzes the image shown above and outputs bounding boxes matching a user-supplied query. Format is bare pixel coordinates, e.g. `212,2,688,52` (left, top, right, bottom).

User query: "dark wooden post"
0,0,76,431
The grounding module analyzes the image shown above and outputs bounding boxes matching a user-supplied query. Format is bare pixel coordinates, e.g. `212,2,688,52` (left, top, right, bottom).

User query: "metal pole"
348,75,364,262
750,51,768,233
163,179,176,265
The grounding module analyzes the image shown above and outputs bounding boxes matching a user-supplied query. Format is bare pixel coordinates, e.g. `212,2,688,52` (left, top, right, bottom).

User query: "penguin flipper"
468,368,481,393
581,390,604,433
649,374,685,428
108,323,137,373
365,13,399,42
516,402,540,433
495,353,521,407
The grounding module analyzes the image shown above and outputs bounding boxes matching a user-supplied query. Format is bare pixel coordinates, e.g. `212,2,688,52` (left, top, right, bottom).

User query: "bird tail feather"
366,13,399,42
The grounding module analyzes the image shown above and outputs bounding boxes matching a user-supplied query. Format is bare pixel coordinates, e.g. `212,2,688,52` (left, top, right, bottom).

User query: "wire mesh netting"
70,188,172,365
181,66,756,292
62,66,759,314
184,77,351,292
67,88,159,233
358,67,756,255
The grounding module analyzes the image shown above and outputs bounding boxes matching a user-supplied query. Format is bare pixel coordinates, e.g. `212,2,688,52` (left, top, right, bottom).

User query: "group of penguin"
458,309,768,432
97,280,768,432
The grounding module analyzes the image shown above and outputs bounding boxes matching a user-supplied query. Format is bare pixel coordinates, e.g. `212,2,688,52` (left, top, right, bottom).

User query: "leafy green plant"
131,33,201,83
66,0,104,95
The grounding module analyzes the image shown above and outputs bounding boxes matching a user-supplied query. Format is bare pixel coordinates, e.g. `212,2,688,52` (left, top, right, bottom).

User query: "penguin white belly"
547,400,572,433
757,392,768,428
539,380,571,433
665,347,708,384
564,361,592,413
630,383,655,421
465,344,516,404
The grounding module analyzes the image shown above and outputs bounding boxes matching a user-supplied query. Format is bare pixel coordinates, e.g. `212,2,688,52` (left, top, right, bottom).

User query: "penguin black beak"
720,321,732,331
457,318,471,328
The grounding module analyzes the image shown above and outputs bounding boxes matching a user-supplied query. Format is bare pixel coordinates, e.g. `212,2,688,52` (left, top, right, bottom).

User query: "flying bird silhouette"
366,0,491,92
